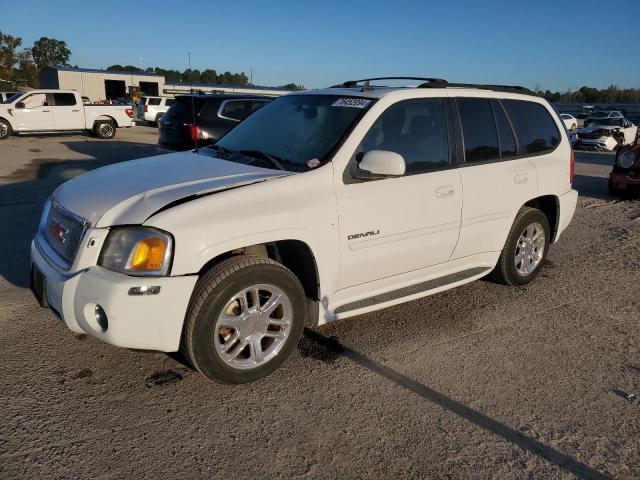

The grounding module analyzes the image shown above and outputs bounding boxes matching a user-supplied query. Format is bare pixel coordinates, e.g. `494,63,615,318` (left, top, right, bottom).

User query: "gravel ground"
0,128,638,479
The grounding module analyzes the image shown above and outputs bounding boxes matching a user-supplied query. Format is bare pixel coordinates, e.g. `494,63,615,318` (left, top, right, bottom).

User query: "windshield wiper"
235,150,288,171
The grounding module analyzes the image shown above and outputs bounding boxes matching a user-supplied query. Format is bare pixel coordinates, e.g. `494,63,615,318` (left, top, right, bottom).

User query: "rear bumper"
31,240,198,352
555,189,578,242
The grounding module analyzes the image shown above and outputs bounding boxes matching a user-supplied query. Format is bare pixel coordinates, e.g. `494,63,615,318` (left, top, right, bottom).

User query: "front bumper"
574,137,618,151
30,240,198,352
609,170,640,194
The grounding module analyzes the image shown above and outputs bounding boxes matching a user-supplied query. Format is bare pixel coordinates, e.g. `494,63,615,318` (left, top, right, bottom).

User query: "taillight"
125,108,133,118
188,123,200,141
569,150,575,184
144,104,148,112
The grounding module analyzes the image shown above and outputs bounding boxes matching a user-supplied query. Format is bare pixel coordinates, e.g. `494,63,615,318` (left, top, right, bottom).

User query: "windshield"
214,94,372,170
3,93,21,104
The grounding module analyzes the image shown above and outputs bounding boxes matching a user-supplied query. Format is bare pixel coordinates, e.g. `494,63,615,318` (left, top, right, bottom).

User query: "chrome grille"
43,202,87,267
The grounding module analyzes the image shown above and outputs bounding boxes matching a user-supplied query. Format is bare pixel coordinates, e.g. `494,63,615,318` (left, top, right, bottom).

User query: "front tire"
182,255,307,384
491,207,550,286
0,118,12,139
93,120,116,139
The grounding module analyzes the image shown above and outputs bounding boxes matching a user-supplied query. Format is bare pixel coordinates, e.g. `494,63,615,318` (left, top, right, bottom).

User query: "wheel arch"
93,115,117,128
524,195,560,242
0,116,14,128
196,239,321,302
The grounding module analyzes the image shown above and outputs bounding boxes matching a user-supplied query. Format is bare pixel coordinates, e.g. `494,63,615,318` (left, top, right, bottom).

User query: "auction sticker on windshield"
331,98,371,108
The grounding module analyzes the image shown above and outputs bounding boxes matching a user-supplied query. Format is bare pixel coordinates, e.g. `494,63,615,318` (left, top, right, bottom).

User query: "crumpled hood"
578,124,619,135
53,150,291,227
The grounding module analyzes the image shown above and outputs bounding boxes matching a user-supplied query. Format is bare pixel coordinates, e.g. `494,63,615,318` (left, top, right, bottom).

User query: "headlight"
99,227,173,276
618,151,637,169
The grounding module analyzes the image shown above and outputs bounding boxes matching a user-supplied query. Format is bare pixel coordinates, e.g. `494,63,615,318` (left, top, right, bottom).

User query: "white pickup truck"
0,90,134,140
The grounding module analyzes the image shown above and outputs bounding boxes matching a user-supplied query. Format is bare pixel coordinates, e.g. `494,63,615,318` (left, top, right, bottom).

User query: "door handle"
436,185,455,198
42,110,50,112
514,173,528,184
72,109,80,112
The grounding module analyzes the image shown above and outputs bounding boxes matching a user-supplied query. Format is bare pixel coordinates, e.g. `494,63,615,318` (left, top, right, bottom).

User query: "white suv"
31,77,578,384
137,96,176,126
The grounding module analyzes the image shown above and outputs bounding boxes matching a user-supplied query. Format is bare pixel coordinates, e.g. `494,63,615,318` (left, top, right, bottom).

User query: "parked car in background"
137,96,176,126
584,110,624,126
575,117,637,151
0,90,134,140
158,94,272,151
1,92,19,103
560,113,577,131
609,139,640,196
30,77,577,384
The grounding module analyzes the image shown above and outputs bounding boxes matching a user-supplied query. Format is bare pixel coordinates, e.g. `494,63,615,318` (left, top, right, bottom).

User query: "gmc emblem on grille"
49,221,68,244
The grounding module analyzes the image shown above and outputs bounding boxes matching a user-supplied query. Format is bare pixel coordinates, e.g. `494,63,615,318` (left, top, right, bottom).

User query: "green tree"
31,36,71,69
278,83,305,91
200,68,217,83
0,31,23,83
182,68,201,82
14,48,38,87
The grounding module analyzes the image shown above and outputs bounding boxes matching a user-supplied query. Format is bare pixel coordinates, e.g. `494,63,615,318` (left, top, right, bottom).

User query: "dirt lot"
1,127,638,479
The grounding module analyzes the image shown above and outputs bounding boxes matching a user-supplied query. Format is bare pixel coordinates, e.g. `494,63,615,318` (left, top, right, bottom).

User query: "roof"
164,81,291,92
43,66,164,78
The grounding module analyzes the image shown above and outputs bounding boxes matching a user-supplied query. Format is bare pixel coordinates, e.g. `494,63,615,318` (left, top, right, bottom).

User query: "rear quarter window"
147,98,161,106
503,100,560,155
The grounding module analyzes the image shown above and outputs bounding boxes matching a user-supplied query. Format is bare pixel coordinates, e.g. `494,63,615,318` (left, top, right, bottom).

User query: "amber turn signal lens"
130,237,167,271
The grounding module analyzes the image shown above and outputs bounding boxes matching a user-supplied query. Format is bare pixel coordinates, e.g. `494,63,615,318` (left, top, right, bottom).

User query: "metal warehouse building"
39,67,165,102
39,67,291,102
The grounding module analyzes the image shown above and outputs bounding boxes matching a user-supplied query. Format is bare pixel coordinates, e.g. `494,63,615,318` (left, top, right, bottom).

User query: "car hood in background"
53,150,292,227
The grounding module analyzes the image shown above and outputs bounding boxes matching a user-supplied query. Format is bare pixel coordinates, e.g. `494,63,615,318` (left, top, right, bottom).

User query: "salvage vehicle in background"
575,117,637,151
158,93,272,151
0,90,134,140
30,77,577,384
137,96,176,126
560,113,578,131
609,139,640,197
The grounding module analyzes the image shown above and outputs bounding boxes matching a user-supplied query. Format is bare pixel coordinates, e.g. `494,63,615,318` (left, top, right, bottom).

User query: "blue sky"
1,0,638,90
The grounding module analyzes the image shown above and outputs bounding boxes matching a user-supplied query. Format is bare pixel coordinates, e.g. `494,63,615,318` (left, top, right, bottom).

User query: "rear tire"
0,118,12,139
491,207,550,286
608,176,628,198
182,255,307,384
93,120,116,139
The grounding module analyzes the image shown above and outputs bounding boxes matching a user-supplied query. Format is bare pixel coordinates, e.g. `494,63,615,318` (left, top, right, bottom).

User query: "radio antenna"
188,51,199,153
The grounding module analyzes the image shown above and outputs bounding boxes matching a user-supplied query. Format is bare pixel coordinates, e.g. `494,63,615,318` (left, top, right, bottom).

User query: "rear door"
50,93,84,130
451,97,539,259
12,93,54,130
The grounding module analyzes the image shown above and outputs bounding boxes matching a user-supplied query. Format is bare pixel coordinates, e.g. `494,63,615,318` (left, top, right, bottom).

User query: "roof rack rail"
330,77,449,91
447,83,535,95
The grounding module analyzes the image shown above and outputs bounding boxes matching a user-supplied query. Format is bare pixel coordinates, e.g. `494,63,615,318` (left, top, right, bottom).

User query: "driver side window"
358,98,450,174
22,93,48,109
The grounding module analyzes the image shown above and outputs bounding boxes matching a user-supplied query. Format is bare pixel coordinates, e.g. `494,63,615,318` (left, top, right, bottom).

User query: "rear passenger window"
165,98,175,107
457,98,499,162
492,101,517,158
250,100,269,113
52,93,77,106
220,100,250,121
503,100,560,155
147,98,161,106
359,98,449,173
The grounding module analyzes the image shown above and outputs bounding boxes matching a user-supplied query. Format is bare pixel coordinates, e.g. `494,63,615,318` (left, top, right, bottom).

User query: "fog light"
95,305,108,331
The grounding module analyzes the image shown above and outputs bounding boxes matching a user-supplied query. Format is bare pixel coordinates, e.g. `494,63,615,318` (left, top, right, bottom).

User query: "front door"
13,93,54,131
335,98,462,288
50,92,84,130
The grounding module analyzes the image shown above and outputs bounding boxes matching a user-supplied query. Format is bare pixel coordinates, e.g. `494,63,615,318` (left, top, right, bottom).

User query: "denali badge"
348,230,380,240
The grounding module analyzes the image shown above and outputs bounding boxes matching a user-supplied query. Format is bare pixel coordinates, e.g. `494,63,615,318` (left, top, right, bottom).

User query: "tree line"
0,30,304,91
535,84,640,104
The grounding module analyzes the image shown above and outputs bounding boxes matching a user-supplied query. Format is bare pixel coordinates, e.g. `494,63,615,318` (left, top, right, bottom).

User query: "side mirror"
15,101,25,109
357,150,406,178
